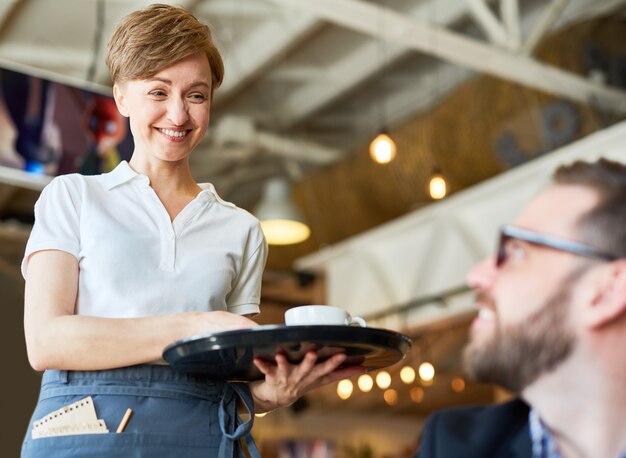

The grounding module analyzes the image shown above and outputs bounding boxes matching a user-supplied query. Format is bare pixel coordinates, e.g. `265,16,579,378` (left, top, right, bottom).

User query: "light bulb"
419,362,435,383
375,371,391,389
429,173,447,199
357,374,374,392
400,366,416,384
337,379,353,400
369,133,396,164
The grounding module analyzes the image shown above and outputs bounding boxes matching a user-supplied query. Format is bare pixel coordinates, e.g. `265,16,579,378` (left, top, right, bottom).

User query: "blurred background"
1,0,625,456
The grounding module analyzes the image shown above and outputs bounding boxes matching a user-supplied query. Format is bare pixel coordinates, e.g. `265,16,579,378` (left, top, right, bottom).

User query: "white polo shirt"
22,161,267,318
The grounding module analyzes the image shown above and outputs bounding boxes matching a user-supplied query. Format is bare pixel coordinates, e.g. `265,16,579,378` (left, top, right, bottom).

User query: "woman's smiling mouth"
157,128,189,139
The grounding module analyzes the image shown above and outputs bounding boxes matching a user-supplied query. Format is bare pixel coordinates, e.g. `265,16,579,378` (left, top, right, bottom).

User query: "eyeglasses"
496,225,618,267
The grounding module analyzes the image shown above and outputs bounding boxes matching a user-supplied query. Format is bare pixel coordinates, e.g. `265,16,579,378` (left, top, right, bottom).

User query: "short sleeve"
226,222,268,316
21,175,82,279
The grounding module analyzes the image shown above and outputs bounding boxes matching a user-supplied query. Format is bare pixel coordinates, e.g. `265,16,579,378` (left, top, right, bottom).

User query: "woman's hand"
248,351,365,413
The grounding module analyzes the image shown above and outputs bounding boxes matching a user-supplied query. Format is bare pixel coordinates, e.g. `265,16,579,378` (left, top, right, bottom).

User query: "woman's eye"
149,90,166,97
189,93,207,102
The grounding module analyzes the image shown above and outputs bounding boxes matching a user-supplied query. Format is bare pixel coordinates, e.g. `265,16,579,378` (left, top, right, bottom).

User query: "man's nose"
167,98,189,126
466,256,498,291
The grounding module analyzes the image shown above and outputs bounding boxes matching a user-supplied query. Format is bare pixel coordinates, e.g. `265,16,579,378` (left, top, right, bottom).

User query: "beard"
462,268,586,393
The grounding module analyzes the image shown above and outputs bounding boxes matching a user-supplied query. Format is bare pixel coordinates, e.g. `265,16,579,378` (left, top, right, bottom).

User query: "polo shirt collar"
103,160,150,190
199,182,235,208
102,162,233,207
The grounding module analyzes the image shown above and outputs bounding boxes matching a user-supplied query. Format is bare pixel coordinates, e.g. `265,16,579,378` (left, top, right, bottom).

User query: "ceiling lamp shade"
254,177,311,245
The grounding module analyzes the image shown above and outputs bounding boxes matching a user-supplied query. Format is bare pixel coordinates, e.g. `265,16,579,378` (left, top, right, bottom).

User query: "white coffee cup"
284,305,367,327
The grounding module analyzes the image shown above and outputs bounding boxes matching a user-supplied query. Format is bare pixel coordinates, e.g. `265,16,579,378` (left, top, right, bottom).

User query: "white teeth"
160,128,187,138
478,308,496,320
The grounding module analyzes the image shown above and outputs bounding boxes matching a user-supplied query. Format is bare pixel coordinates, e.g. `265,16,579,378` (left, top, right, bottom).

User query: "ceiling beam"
566,0,626,22
266,0,626,114
199,0,281,19
521,0,569,55
276,0,469,126
213,11,321,105
0,0,25,39
500,0,521,49
467,0,510,48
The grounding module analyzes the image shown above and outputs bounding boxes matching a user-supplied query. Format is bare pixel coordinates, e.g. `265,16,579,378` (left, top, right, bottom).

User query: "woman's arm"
24,249,257,371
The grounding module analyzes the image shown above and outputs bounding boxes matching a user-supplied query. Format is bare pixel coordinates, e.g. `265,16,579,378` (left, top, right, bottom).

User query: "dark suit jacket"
415,399,532,458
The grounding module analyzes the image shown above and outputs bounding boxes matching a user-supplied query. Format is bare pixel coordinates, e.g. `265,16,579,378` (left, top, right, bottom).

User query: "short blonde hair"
106,3,224,89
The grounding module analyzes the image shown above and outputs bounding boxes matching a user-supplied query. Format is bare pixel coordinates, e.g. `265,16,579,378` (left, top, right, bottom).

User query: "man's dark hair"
553,158,626,258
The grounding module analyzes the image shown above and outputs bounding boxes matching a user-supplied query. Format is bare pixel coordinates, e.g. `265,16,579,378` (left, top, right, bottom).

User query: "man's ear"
112,84,129,118
585,260,626,329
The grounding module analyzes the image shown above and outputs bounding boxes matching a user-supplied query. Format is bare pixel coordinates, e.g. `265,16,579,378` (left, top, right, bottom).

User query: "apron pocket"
22,432,221,458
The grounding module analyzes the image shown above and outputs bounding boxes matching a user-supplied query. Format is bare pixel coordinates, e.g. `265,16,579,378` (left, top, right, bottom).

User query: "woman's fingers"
254,351,353,381
317,364,365,387
250,350,366,410
285,350,318,380
252,357,274,376
297,353,349,389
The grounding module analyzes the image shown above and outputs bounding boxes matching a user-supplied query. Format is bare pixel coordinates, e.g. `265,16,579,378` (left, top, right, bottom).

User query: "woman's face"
113,52,212,164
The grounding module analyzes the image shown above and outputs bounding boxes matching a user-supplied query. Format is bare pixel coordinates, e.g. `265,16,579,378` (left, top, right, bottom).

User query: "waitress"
20,4,362,457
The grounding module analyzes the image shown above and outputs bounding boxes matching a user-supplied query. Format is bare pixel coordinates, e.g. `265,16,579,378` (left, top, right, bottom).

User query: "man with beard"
415,158,626,458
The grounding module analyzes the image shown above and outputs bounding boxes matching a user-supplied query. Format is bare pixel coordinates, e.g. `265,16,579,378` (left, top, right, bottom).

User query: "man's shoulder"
417,399,532,458
431,398,530,426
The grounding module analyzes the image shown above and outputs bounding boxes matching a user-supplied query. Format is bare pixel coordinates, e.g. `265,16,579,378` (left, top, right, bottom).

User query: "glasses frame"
496,225,618,267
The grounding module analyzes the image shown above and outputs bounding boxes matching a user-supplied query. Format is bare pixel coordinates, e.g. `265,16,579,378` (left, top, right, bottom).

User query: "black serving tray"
162,325,412,381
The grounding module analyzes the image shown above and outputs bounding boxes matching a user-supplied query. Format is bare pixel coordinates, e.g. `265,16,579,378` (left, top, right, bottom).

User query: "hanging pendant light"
369,5,397,166
428,168,447,200
369,131,397,164
254,177,311,245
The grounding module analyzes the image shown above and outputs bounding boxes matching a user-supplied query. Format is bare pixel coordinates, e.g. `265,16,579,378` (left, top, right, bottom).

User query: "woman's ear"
112,84,129,118
584,260,626,329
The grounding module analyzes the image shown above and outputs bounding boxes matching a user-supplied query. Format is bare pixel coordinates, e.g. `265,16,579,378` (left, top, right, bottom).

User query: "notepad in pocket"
32,396,109,438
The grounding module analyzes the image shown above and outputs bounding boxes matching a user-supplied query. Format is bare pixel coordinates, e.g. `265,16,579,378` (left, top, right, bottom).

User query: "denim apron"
21,365,259,457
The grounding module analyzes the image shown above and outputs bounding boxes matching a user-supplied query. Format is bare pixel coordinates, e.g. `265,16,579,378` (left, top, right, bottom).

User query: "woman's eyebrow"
146,77,210,90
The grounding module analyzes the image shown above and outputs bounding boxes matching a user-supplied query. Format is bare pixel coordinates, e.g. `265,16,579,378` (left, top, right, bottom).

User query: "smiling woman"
19,4,362,458
112,53,213,168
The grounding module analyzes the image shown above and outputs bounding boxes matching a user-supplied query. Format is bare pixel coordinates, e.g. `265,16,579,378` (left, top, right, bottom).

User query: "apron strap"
218,382,260,458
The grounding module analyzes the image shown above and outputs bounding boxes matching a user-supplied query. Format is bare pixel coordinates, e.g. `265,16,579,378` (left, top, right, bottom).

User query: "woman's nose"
167,98,189,126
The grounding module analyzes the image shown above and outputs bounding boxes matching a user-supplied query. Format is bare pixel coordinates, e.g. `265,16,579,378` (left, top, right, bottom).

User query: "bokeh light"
337,379,354,400
410,387,425,403
418,362,435,383
375,371,392,389
384,389,398,405
451,377,466,393
400,366,416,384
357,374,374,392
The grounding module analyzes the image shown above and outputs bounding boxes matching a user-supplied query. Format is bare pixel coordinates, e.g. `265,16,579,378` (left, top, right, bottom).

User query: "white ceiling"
1,0,624,208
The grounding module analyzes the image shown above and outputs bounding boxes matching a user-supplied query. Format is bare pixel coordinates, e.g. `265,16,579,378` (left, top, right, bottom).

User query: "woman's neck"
128,156,200,196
